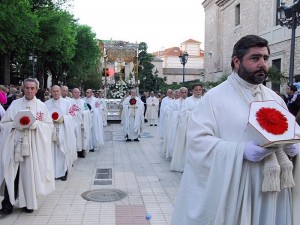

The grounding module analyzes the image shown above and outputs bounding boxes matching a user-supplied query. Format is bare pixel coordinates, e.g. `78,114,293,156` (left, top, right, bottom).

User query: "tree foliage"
68,24,101,89
138,42,154,93
0,0,101,88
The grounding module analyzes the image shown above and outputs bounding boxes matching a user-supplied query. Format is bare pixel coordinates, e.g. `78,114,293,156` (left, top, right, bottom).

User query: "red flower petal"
256,107,288,135
20,116,30,126
52,112,59,121
130,98,137,105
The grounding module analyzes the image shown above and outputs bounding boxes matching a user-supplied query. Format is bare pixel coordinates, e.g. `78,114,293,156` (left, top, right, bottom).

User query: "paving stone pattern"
0,123,182,224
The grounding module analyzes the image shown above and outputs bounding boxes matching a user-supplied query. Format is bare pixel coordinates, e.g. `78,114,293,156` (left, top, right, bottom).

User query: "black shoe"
154,124,157,126
89,149,94,152
0,208,12,217
77,151,85,158
126,139,131,142
23,207,33,213
60,170,68,181
150,124,153,126
133,138,139,142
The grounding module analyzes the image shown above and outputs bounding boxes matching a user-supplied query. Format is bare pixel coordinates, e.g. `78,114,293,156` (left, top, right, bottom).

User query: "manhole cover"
81,189,127,202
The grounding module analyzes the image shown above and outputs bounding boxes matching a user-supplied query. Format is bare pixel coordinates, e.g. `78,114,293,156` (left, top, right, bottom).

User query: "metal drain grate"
94,180,112,185
81,189,127,202
94,168,112,185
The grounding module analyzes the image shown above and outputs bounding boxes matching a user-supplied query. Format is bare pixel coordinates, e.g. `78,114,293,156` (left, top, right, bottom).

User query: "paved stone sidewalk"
0,123,182,225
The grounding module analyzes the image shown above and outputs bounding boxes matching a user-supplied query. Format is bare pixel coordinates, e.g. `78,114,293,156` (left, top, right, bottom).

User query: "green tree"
34,7,76,86
138,42,154,93
0,0,38,84
67,24,101,90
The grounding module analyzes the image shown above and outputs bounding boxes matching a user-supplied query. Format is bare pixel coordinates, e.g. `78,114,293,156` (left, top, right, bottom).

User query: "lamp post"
178,52,189,83
28,52,37,78
278,0,300,84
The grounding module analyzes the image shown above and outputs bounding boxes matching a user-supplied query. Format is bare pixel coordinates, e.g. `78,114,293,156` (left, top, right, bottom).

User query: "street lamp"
278,0,300,84
178,52,189,83
29,52,37,78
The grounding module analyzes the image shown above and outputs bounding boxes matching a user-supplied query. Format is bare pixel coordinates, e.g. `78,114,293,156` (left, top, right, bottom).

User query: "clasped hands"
243,141,300,162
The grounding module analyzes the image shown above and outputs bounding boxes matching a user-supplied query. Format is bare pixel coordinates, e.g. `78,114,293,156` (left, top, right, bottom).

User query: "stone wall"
203,0,300,88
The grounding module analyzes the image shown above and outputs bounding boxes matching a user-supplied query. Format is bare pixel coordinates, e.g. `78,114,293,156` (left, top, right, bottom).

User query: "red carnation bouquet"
256,107,288,135
20,116,31,126
129,98,137,105
52,112,59,121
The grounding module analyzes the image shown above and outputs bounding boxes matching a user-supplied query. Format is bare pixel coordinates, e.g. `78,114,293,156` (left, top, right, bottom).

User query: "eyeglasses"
86,91,91,93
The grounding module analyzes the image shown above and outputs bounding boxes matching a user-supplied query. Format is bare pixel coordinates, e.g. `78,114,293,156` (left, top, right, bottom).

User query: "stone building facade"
202,0,300,91
153,39,205,84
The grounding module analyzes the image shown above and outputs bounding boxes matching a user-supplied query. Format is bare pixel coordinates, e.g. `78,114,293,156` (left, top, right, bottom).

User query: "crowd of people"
1,34,300,224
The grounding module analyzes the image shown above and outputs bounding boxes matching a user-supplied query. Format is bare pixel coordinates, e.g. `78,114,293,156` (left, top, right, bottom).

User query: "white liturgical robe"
0,97,55,210
172,72,300,225
72,98,92,152
98,97,108,126
45,97,77,179
159,96,173,139
163,98,185,158
170,95,202,172
84,96,104,149
122,96,144,140
145,96,159,125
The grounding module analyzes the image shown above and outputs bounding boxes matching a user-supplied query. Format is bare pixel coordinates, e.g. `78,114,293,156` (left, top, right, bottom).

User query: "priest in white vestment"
72,88,92,158
98,92,108,127
163,87,188,158
45,85,77,181
145,91,159,126
158,89,174,139
83,89,104,151
172,35,300,225
61,85,73,102
122,89,144,141
170,84,203,172
0,78,54,215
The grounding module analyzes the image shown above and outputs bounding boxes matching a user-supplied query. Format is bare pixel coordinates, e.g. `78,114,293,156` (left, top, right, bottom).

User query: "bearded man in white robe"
170,84,203,172
83,89,104,151
72,88,92,158
145,91,159,126
0,78,54,216
172,35,300,225
122,89,144,141
159,89,173,139
45,85,77,181
163,87,188,158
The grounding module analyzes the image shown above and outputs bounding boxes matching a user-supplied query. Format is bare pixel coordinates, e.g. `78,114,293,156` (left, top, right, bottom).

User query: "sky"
70,0,205,53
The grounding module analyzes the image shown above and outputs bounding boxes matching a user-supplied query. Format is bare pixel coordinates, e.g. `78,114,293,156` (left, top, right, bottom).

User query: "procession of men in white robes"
0,81,106,217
